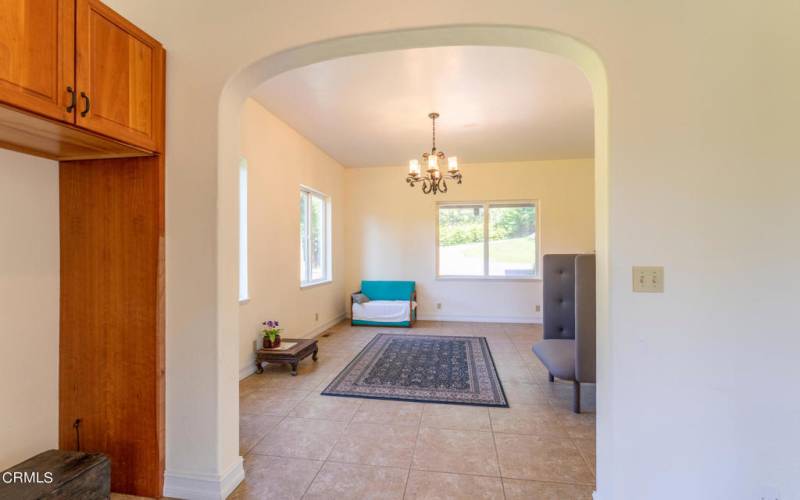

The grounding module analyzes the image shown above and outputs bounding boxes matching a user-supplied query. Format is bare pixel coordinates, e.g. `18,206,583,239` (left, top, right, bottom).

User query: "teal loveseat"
351,280,417,327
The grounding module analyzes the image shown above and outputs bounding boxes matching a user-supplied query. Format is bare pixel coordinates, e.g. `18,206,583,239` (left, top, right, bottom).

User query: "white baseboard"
417,313,542,324
239,363,257,380
163,456,244,500
593,491,600,500
239,313,346,380
307,313,348,338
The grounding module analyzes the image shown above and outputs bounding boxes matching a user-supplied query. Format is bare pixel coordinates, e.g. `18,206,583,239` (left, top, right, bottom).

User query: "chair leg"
548,372,554,383
573,381,581,414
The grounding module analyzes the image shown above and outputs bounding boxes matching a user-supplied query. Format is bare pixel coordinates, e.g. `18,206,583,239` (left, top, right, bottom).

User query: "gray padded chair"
533,254,596,413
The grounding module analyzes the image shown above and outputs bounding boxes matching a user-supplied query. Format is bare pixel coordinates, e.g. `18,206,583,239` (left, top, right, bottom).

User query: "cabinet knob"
66,86,76,112
80,92,91,117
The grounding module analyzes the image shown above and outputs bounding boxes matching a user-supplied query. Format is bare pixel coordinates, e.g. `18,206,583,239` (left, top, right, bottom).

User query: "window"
300,186,331,286
238,159,249,302
437,201,538,278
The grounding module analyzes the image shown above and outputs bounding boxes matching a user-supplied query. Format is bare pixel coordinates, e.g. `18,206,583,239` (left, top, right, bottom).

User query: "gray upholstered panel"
532,339,576,380
543,254,578,340
574,254,596,383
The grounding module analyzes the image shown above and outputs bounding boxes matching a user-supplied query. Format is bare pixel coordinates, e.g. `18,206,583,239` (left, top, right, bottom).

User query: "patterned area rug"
322,334,508,407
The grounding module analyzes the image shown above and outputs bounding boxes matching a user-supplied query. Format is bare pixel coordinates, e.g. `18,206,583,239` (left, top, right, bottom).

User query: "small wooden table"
255,338,319,376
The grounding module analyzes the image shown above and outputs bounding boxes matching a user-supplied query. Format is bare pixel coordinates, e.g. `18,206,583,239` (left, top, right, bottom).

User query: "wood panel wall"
58,154,164,496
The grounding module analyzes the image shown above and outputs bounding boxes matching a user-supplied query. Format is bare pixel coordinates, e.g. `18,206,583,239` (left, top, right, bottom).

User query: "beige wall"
238,99,346,376
344,159,594,323
0,150,59,469
101,2,800,499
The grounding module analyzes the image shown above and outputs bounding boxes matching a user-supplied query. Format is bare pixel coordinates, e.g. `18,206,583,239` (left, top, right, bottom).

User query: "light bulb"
448,156,458,172
428,155,438,171
409,159,420,175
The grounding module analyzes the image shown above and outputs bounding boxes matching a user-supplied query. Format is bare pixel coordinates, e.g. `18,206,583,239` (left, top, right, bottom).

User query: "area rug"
321,334,508,407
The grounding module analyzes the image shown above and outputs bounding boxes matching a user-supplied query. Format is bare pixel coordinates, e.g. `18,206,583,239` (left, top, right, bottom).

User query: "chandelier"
406,112,462,195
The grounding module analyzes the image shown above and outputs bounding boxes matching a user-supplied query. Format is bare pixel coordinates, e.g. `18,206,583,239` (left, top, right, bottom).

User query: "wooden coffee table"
255,338,319,376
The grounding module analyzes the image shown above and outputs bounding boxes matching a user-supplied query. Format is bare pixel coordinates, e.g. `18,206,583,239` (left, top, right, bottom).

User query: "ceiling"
251,45,594,168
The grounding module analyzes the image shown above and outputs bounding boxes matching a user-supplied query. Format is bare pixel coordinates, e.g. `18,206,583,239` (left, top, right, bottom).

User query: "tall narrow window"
437,201,538,278
300,186,331,286
238,159,249,301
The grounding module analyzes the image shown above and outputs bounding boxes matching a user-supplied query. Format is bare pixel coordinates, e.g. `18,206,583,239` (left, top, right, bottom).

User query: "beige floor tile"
549,408,596,440
412,427,499,476
489,404,565,437
228,454,322,500
544,381,596,413
303,462,408,500
502,478,594,500
573,438,596,473
496,364,536,384
328,421,418,467
501,382,550,405
351,399,423,427
289,394,361,422
494,433,594,484
239,390,309,416
239,414,284,454
420,404,492,431
489,351,526,365
404,470,504,499
251,417,343,460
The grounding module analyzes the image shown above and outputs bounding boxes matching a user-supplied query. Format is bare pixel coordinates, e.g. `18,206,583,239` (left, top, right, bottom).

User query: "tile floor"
230,320,596,500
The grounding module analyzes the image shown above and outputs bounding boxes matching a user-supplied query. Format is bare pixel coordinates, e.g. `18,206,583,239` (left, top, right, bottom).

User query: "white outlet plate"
633,266,664,293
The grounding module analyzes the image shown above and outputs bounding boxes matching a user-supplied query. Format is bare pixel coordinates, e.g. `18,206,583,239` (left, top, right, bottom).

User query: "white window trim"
238,159,250,303
300,185,333,288
435,199,541,281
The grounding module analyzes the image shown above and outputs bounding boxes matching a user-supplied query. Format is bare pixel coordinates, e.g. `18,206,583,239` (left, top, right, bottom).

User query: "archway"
218,24,609,494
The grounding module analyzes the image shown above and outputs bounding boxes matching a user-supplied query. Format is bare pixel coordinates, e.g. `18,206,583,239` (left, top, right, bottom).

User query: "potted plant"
261,320,282,348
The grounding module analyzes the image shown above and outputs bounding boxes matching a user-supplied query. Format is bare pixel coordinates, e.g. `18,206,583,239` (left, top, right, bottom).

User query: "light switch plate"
633,266,664,293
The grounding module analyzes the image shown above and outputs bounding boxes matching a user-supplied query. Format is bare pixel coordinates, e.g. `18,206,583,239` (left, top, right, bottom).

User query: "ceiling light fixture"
406,112,462,195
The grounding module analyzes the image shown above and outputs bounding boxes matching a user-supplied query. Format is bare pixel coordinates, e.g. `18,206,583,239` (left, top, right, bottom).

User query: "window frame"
435,200,541,281
300,185,333,288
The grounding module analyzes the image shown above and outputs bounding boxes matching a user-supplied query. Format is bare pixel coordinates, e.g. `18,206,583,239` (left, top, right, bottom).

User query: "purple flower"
275,321,280,327
266,320,274,328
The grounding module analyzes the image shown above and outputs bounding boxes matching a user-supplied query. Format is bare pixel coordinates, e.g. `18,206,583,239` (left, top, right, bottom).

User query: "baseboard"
593,491,600,500
163,456,244,500
239,363,257,380
308,313,348,338
417,313,542,324
239,313,346,380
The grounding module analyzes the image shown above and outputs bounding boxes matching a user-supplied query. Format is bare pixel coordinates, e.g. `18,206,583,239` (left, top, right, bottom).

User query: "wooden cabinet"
0,0,75,122
0,0,167,496
0,0,164,158
75,0,164,151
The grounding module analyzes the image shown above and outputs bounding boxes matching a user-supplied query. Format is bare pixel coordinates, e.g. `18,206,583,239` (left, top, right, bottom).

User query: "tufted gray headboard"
543,254,578,340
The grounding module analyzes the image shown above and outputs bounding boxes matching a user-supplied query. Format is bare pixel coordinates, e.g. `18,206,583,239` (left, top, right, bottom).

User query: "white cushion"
352,300,416,323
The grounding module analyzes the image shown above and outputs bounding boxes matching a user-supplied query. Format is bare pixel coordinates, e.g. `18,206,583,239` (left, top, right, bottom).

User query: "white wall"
0,150,59,469
344,160,594,323
239,99,346,376
102,2,800,499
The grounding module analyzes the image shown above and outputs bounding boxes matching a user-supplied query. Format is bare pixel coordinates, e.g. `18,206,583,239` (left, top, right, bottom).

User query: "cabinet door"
0,0,75,122
76,0,163,152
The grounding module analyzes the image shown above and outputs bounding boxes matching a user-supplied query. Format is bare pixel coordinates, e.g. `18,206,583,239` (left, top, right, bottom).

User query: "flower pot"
262,337,273,349
272,334,281,348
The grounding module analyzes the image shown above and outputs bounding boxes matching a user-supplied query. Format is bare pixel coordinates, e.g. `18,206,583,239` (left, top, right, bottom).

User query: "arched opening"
218,24,609,493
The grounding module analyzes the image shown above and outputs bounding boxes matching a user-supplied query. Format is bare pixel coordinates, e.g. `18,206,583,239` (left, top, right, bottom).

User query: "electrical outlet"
632,266,664,293
535,304,541,312
436,303,442,310
315,312,319,321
